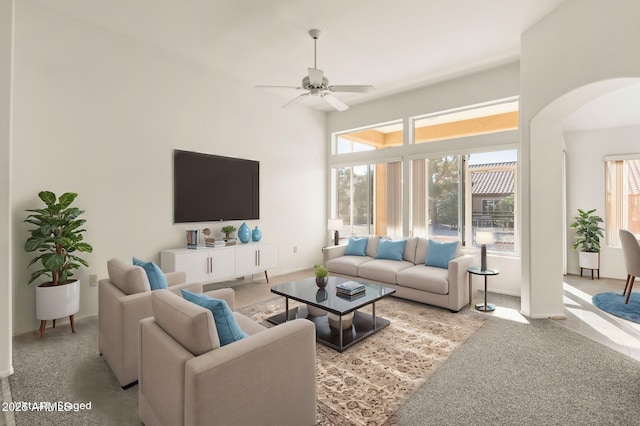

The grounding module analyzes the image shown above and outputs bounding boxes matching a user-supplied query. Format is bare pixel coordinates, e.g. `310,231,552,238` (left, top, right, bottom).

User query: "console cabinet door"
256,242,278,270
235,243,278,276
209,248,236,281
164,250,210,283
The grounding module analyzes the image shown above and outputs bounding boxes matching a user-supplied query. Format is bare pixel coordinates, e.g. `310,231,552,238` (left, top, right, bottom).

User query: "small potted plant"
314,264,329,288
569,208,604,277
24,191,93,336
221,225,237,241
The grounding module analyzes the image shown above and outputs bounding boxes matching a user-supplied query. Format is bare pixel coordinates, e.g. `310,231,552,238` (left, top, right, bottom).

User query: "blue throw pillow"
344,237,368,256
375,239,407,261
181,289,248,346
425,240,458,269
133,257,168,290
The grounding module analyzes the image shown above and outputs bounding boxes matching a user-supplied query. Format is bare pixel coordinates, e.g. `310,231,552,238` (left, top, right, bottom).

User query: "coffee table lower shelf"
266,308,390,352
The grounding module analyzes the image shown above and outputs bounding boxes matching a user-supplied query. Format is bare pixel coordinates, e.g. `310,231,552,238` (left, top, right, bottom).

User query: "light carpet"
7,298,485,426
238,297,486,426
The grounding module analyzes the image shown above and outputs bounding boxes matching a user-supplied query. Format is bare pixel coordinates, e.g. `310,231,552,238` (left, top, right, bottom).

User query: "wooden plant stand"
39,315,76,338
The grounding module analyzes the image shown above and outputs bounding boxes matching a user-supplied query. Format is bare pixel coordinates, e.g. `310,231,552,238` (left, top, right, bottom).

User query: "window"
468,154,516,252
411,156,461,240
410,149,517,252
413,101,518,144
329,99,519,251
605,156,640,247
334,121,403,154
330,161,402,237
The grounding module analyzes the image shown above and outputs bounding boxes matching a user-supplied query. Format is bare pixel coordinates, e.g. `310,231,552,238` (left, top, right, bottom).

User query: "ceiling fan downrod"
309,29,321,70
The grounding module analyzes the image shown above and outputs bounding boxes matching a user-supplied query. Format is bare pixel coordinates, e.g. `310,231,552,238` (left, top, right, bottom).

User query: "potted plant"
221,225,237,241
24,191,93,336
569,208,604,277
314,264,328,288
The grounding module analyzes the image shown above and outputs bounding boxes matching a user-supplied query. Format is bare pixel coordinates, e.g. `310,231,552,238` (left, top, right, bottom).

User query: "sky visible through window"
468,149,517,165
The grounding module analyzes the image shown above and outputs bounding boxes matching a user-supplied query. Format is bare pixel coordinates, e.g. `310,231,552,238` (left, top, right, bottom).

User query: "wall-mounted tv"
173,149,259,223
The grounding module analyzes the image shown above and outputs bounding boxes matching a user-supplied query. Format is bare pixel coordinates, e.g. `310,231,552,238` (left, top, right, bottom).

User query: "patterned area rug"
238,296,486,426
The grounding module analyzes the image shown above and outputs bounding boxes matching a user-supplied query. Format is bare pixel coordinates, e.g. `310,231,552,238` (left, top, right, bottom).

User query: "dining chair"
619,229,640,304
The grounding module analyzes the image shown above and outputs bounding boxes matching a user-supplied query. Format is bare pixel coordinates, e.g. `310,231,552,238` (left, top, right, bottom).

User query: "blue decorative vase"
252,226,262,242
238,223,251,243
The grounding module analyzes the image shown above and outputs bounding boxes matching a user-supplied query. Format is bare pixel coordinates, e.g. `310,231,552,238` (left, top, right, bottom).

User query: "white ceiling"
25,0,566,111
23,0,640,129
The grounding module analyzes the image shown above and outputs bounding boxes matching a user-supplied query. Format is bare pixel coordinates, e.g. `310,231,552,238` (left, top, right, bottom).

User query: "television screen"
173,150,259,223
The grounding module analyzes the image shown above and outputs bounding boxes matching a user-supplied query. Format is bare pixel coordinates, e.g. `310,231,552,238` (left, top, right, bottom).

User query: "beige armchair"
98,258,204,388
138,289,317,426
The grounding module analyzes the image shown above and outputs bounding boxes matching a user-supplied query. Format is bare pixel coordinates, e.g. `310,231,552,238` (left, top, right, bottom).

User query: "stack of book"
336,281,366,300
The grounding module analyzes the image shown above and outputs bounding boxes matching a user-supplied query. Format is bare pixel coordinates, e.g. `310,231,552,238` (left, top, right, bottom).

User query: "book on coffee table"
336,281,366,295
336,289,366,300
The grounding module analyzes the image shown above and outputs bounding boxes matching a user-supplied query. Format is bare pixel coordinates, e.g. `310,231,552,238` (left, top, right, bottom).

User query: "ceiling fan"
256,29,375,112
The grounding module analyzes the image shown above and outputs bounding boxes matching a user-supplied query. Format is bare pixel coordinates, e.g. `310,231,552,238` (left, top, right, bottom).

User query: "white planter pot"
578,251,600,270
36,279,80,320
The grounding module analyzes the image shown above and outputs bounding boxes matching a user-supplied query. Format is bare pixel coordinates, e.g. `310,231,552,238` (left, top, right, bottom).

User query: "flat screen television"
173,150,259,223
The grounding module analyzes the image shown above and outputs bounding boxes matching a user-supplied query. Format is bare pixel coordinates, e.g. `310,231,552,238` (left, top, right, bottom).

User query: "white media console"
160,242,278,284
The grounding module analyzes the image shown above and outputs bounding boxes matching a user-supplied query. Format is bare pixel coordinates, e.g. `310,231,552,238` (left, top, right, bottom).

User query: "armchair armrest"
165,271,187,286
99,280,154,387
167,281,203,295
322,244,347,263
184,319,317,426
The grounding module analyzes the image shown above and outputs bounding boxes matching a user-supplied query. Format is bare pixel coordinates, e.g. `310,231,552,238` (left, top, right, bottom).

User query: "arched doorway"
523,78,640,318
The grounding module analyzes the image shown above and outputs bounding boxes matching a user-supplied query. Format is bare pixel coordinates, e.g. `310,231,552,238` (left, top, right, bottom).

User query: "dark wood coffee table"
267,276,396,352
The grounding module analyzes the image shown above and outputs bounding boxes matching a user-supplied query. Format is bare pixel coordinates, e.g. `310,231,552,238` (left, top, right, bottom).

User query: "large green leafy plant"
569,208,604,253
24,191,93,286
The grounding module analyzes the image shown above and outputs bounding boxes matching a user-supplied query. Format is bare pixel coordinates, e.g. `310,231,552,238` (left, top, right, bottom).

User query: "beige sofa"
138,289,317,426
323,236,473,312
98,258,204,388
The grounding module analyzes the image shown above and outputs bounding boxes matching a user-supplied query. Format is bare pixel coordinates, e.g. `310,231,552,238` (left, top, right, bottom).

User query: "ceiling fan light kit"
256,29,374,111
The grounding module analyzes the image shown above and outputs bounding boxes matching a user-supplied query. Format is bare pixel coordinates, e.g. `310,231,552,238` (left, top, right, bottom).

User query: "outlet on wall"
293,246,298,254
89,275,97,286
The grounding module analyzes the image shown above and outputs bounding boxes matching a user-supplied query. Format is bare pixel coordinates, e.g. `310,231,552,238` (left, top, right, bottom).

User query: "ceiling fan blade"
308,68,324,85
322,93,349,112
328,84,375,93
255,85,303,90
282,93,310,109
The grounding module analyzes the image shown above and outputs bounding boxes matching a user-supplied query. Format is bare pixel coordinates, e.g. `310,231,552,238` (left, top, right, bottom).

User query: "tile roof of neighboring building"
468,160,639,196
469,162,515,195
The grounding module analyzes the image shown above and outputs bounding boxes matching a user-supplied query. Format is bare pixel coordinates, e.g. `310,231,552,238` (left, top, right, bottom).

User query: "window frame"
328,98,520,254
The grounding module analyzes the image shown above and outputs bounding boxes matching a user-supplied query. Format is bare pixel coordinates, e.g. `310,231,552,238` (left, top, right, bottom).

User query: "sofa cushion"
344,237,368,256
403,237,418,264
365,236,380,258
107,258,150,295
375,239,407,261
133,257,168,290
358,259,414,284
415,238,429,265
425,240,459,269
397,265,450,294
181,290,248,346
325,255,373,276
151,290,220,356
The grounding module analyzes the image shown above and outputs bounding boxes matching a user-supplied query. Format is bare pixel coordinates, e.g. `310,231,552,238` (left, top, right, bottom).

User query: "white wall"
565,126,639,279
11,3,327,334
520,0,640,317
327,62,522,296
0,0,14,377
